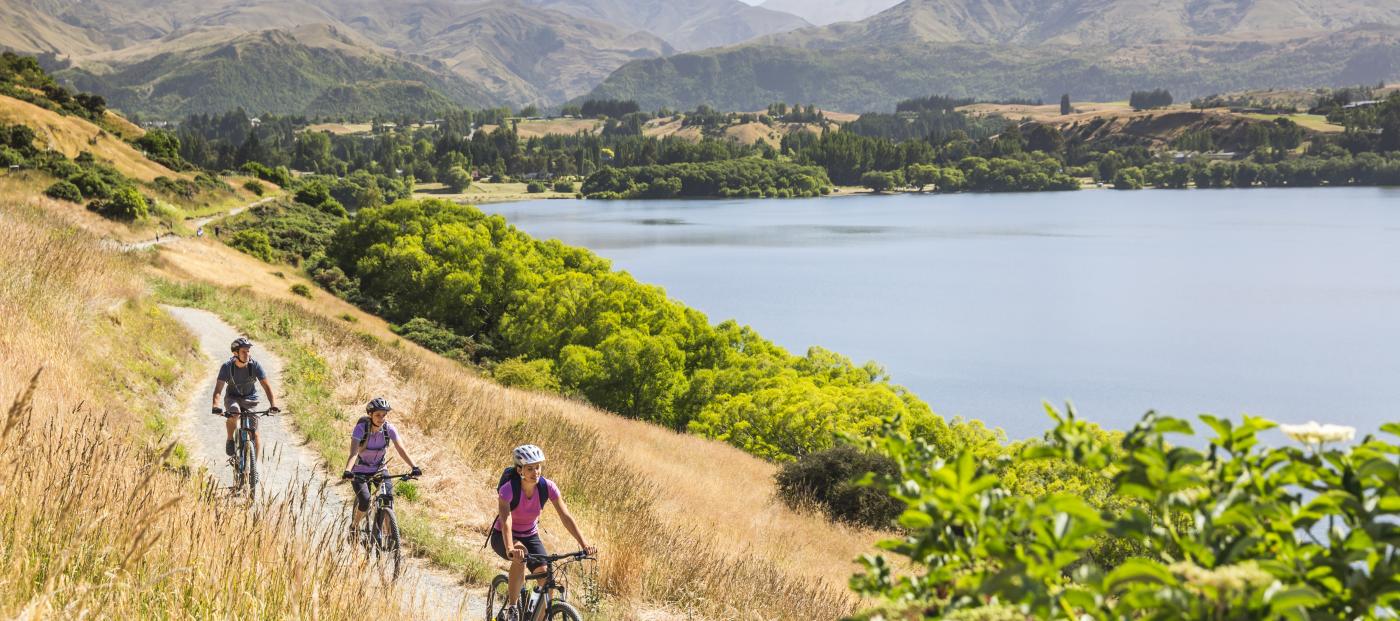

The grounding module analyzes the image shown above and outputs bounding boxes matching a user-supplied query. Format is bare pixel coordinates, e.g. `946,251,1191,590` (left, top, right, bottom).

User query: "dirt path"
121,197,274,251
164,305,486,620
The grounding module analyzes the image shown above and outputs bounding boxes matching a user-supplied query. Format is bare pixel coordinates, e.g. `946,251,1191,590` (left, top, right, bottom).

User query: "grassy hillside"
521,0,810,51
0,199,423,618
60,27,495,119
584,27,1400,112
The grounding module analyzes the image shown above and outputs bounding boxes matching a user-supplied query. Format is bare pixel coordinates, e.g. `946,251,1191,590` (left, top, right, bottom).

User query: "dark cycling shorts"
491,529,547,570
224,397,261,431
351,470,387,513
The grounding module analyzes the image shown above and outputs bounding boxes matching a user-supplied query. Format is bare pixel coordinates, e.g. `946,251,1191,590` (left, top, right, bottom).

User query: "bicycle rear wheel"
546,602,581,621
486,574,511,621
375,508,402,581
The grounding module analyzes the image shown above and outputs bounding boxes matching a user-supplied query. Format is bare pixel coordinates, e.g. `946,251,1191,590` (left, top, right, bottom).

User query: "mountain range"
585,0,1400,111
1,0,805,117
5,0,1400,118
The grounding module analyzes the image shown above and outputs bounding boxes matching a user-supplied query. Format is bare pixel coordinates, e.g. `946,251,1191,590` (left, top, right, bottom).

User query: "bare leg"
507,555,525,605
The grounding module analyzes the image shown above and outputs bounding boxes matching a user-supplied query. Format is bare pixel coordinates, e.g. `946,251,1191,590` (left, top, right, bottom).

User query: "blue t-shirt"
217,358,267,400
351,421,400,474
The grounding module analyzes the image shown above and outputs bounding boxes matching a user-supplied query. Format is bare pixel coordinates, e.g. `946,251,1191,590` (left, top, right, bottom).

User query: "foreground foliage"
854,406,1400,620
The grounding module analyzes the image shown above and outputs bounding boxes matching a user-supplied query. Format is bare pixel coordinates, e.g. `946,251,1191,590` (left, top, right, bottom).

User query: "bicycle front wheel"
486,574,511,621
236,438,250,494
546,601,582,621
375,508,402,581
245,433,258,498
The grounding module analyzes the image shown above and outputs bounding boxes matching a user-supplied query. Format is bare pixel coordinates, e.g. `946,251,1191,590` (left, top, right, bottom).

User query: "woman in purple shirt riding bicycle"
340,397,422,541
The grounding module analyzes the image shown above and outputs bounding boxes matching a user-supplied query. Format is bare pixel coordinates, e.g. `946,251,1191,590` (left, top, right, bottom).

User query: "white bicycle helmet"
512,444,545,466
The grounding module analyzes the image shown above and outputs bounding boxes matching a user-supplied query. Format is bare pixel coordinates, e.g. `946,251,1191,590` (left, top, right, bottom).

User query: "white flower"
1279,421,1356,446
1170,560,1274,594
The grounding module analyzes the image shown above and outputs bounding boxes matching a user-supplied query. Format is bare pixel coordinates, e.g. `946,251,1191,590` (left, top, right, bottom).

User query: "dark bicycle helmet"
365,397,392,413
230,337,253,352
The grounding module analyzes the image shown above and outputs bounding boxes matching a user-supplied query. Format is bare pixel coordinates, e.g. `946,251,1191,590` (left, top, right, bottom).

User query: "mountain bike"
352,471,417,581
486,550,595,621
213,408,277,498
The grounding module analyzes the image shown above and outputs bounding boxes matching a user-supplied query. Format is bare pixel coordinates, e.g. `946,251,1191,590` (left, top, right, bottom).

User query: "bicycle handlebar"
212,409,280,418
524,550,595,565
350,472,418,482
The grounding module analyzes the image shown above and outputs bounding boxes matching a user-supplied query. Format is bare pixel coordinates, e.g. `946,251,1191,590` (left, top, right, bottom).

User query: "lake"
482,188,1400,440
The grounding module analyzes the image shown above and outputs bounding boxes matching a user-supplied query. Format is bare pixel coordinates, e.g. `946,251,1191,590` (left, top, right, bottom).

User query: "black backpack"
498,466,551,512
483,467,552,547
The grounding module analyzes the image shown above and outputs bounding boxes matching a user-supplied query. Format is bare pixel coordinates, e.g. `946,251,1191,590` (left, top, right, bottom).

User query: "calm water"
482,188,1400,439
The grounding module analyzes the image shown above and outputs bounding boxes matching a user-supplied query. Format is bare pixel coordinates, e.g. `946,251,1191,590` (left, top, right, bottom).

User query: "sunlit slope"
0,93,177,182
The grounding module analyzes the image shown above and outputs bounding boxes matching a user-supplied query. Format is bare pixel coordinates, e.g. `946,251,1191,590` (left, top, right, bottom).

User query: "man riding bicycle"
492,444,595,621
341,397,422,542
211,337,279,458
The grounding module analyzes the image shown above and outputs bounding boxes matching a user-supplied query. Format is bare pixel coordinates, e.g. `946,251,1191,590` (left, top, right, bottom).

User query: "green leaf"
1105,558,1175,591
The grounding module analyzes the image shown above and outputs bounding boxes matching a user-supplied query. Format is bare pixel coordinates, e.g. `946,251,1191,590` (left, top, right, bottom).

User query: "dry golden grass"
0,94,179,182
0,201,422,619
152,238,883,620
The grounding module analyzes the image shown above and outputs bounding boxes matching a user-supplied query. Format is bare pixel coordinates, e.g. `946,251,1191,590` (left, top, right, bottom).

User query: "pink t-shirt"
493,478,560,537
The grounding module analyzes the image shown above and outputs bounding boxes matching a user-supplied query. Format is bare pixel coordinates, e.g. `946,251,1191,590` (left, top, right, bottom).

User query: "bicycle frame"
521,552,592,620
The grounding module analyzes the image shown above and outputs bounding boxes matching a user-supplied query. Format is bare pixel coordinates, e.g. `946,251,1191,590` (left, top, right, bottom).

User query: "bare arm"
258,378,277,409
498,497,520,558
550,494,593,553
390,437,417,470
211,380,226,408
342,438,362,474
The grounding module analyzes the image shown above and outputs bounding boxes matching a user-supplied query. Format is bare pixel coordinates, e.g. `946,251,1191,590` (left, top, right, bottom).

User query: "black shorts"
490,529,547,570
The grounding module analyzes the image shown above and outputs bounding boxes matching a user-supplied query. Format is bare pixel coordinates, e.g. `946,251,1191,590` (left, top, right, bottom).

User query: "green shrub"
526,181,547,193
491,357,560,393
43,180,83,202
444,166,472,193
89,186,148,220
243,179,265,196
1112,166,1145,189
390,317,473,361
68,170,111,200
228,230,276,262
853,407,1399,620
552,179,574,193
774,445,902,529
290,283,312,298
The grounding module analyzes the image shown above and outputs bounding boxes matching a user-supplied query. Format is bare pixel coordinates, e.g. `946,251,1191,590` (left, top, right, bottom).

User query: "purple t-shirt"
350,420,399,474
493,478,560,537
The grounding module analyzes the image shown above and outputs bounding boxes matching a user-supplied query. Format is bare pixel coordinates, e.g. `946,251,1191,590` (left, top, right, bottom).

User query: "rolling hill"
2,0,674,115
758,0,903,26
521,0,811,50
59,26,496,119
584,0,1400,111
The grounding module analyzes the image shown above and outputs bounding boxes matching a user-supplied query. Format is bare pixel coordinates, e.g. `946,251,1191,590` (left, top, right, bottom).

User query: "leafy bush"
89,186,149,220
526,181,547,193
853,407,1399,620
444,166,472,193
552,179,574,193
68,170,112,200
491,357,561,393
290,283,312,298
43,180,83,202
390,317,474,362
775,445,902,529
221,200,343,264
227,230,276,262
243,179,265,196
1111,167,1145,189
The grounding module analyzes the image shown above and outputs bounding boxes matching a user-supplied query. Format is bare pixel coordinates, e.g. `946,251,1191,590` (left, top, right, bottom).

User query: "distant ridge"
584,0,1400,111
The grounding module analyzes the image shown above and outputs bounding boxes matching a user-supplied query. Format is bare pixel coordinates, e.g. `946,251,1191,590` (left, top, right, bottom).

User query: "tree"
861,170,901,193
1111,167,1144,189
1129,89,1173,110
904,164,938,192
1060,93,1072,115
444,166,472,193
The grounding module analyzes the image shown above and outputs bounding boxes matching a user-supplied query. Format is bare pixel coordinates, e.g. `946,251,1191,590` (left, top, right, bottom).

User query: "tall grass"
155,277,873,619
0,199,421,619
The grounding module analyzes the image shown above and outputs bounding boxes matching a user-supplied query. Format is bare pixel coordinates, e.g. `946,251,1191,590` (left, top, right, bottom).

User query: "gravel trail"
165,305,486,620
